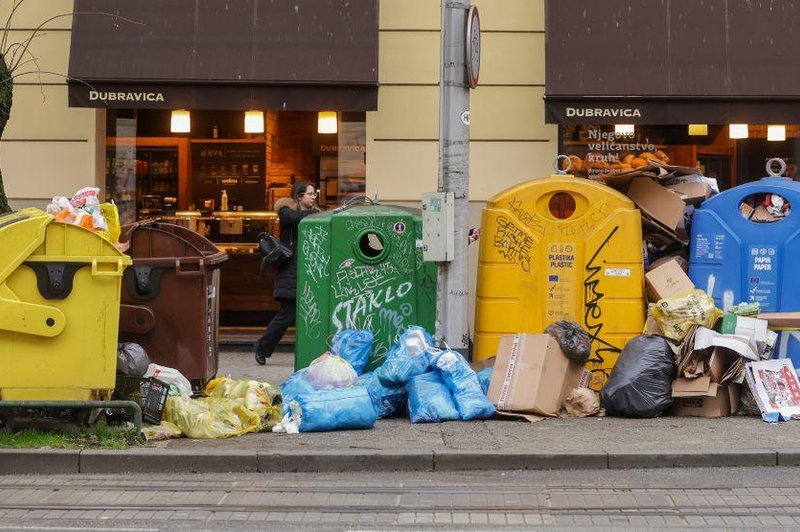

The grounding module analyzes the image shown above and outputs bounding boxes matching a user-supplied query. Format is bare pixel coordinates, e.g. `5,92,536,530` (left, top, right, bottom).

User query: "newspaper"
745,359,800,418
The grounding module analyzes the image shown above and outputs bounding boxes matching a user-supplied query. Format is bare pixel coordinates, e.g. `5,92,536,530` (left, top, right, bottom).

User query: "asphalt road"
1,467,799,530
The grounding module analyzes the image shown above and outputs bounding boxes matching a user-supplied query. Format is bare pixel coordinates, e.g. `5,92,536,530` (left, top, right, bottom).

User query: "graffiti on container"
508,197,546,237
299,282,322,340
558,200,613,237
583,225,622,389
494,216,533,272
302,225,330,283
332,281,414,337
332,262,399,300
344,216,381,233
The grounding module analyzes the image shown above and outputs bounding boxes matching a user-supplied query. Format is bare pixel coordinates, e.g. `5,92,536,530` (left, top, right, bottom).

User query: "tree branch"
8,11,144,73
1,0,25,56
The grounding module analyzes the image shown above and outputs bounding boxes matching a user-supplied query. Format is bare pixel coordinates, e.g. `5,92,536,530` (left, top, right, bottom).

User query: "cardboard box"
666,182,713,205
487,334,584,417
671,327,754,417
627,177,687,233
720,314,770,355
670,383,741,417
644,258,695,302
646,254,688,273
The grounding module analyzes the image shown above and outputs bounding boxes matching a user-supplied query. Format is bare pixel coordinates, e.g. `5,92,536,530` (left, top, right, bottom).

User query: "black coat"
272,197,318,301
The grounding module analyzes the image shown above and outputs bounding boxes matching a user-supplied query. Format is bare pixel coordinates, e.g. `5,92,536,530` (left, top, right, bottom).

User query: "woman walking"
254,181,319,364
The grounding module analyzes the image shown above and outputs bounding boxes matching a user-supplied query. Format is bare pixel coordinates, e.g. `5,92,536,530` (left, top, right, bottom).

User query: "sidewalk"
3,350,800,475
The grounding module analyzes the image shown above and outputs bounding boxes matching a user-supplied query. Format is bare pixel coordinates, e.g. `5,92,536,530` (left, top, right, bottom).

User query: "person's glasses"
302,192,317,197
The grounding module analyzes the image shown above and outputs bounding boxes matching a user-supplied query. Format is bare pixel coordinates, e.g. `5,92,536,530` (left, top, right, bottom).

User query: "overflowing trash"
600,335,676,418
45,186,122,247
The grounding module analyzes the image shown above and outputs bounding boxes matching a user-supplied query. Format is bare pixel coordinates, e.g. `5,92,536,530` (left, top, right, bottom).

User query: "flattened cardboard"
645,312,662,335
757,312,800,329
487,334,584,417
721,315,769,345
645,258,695,302
667,182,713,205
672,376,714,396
627,177,687,233
692,327,759,362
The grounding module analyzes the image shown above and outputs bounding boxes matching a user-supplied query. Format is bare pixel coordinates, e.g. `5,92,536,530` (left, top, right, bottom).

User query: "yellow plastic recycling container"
0,208,132,401
474,174,646,390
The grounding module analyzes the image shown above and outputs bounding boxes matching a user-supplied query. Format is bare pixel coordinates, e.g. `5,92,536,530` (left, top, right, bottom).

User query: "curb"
0,448,795,475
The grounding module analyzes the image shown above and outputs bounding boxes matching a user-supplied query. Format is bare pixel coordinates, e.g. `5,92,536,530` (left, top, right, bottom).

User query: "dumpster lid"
123,221,228,266
0,209,52,283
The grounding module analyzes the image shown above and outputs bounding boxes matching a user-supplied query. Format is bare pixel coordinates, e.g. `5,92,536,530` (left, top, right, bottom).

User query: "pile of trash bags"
117,342,283,441
276,326,496,433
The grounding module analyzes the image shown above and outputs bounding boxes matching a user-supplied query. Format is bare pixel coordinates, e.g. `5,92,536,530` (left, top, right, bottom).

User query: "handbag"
257,232,292,270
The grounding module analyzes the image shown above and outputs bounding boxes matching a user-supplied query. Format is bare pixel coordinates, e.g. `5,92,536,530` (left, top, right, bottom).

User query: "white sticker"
604,268,631,277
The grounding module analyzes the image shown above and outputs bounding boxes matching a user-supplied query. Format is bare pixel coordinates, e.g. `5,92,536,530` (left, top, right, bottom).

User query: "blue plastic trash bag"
434,350,495,420
280,369,316,414
332,329,374,375
406,372,459,423
358,372,407,418
375,326,435,387
288,387,378,432
477,367,493,396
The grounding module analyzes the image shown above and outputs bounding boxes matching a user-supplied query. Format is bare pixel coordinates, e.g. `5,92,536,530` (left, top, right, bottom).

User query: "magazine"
745,359,800,418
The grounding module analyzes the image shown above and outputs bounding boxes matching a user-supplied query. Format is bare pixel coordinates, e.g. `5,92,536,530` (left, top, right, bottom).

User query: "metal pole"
437,0,470,353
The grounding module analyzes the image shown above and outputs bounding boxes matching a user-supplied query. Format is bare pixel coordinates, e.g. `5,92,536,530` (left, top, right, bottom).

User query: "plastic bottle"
220,189,228,211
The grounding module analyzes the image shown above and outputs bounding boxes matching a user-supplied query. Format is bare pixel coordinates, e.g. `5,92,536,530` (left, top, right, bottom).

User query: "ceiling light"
170,109,191,133
244,110,264,134
318,111,337,134
729,124,749,139
614,124,634,136
768,125,786,142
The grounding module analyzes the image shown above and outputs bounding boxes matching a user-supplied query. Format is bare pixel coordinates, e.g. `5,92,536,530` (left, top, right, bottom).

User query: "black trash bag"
545,321,592,364
116,343,151,377
600,335,676,418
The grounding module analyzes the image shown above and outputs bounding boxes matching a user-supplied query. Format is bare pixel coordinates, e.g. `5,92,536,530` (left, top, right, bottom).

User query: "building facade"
4,0,554,210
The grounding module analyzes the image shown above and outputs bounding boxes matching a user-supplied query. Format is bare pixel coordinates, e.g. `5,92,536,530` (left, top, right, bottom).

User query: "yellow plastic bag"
651,289,723,341
163,396,262,439
141,421,183,441
205,377,282,431
100,202,121,243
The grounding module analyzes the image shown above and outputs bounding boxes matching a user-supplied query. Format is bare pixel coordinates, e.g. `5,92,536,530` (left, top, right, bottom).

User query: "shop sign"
566,107,641,119
88,90,165,103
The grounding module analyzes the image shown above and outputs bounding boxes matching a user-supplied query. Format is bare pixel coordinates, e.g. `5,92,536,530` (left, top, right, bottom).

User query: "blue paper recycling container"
689,175,800,312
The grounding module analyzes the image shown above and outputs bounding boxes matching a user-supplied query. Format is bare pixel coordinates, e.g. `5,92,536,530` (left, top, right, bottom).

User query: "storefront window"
104,109,367,218
558,125,800,191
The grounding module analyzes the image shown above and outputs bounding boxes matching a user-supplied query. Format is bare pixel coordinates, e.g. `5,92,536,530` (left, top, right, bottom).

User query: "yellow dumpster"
0,208,132,401
474,175,646,390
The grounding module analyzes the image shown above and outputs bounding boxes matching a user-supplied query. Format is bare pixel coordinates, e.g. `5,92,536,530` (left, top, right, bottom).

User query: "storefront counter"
160,211,281,325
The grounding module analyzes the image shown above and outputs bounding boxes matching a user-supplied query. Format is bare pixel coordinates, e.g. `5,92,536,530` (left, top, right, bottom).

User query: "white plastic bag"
143,363,193,397
305,352,358,390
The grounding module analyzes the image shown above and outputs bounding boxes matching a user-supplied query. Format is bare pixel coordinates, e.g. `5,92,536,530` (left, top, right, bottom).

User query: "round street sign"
466,5,481,89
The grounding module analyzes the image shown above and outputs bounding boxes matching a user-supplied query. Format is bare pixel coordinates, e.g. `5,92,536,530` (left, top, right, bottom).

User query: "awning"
545,0,800,125
68,0,379,111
